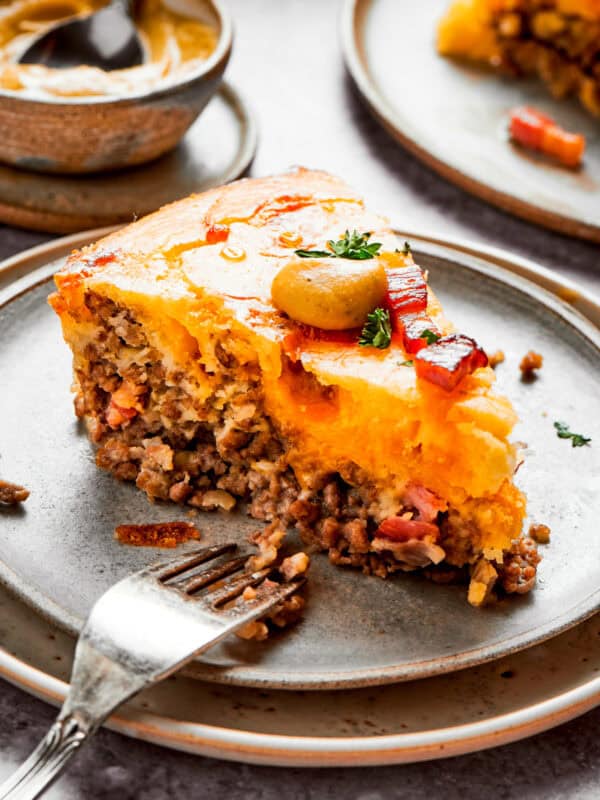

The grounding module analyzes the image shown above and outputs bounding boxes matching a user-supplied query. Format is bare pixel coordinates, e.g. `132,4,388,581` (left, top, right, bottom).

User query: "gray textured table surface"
0,1,599,797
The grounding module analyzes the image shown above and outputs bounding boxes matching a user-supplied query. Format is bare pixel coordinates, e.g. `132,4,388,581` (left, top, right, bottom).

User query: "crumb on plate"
235,522,310,641
236,620,270,641
0,479,29,505
467,558,498,608
519,350,543,379
246,520,286,571
114,520,200,547
529,523,551,544
280,551,310,581
487,350,505,368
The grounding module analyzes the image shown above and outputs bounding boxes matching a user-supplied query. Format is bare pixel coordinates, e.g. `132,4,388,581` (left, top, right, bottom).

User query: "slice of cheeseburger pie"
50,168,539,606
438,0,600,116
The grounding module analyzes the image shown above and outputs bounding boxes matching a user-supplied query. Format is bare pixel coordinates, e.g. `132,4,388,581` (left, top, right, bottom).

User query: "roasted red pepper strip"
509,107,585,168
382,259,439,353
206,223,230,244
415,334,488,391
395,313,441,354
509,106,552,148
376,516,439,542
386,264,428,318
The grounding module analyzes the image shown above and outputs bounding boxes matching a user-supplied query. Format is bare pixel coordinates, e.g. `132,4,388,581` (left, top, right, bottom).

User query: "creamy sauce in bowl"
0,0,218,98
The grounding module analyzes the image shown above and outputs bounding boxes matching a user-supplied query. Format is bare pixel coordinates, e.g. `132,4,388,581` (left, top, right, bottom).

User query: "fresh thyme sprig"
420,328,441,345
553,421,591,448
359,308,392,349
294,249,332,258
295,230,382,261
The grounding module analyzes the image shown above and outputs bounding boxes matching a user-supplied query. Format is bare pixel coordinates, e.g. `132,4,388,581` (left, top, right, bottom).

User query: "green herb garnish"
398,359,414,367
420,328,441,345
295,230,382,261
359,308,392,349
294,249,332,259
553,421,591,448
330,230,382,259
394,241,411,256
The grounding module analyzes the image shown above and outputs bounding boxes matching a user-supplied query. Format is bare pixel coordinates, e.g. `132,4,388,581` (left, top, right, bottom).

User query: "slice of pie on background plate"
50,167,539,606
438,0,600,116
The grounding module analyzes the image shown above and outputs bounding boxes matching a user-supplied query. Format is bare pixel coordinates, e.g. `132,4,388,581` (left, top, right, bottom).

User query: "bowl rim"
0,0,233,108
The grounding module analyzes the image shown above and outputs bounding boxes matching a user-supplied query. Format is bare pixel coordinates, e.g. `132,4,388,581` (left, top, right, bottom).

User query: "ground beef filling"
493,5,600,114
74,291,538,600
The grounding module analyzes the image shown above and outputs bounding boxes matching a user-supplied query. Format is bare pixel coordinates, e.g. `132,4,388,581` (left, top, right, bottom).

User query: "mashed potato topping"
0,0,217,98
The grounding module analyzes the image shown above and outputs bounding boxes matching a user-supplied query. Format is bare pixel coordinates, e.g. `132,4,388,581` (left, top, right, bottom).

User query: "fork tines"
148,542,238,581
222,576,306,619
147,542,306,615
169,555,248,595
207,566,273,606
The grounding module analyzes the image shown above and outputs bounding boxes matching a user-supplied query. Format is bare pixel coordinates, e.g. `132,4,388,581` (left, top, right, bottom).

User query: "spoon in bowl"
18,0,144,71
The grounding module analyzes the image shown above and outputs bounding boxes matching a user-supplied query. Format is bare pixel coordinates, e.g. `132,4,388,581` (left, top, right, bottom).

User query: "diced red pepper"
382,260,439,354
386,264,428,318
90,250,118,268
415,334,488,391
509,106,585,168
395,313,441,354
375,516,439,542
509,106,551,149
106,401,138,429
206,223,230,244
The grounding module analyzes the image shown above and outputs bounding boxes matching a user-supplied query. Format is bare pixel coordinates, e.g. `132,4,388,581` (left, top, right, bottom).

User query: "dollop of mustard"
271,257,389,330
0,0,217,98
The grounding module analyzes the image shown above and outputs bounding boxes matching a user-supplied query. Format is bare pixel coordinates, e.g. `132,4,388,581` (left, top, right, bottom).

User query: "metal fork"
0,543,303,800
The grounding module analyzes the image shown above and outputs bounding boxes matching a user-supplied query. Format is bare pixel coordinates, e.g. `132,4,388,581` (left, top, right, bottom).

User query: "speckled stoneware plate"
1,230,599,690
0,82,256,234
0,509,599,766
342,0,600,243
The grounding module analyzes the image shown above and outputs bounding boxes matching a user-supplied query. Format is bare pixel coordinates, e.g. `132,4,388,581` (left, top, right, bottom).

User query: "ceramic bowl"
0,0,232,174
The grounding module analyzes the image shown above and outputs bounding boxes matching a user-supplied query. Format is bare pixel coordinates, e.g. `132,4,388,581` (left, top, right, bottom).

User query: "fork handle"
0,714,88,800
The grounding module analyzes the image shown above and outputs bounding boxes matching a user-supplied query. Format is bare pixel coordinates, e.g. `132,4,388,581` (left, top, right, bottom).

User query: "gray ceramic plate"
342,0,600,242
0,579,599,766
0,231,599,689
